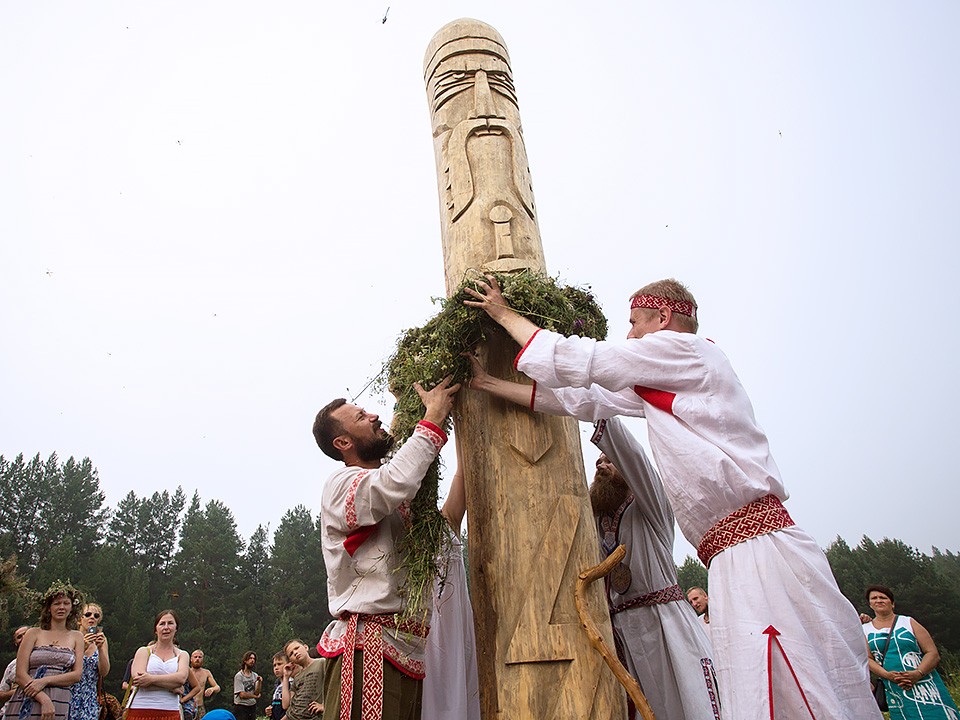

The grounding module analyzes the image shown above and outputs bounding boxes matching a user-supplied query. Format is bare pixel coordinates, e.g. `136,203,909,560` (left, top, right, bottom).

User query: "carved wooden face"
429,52,518,136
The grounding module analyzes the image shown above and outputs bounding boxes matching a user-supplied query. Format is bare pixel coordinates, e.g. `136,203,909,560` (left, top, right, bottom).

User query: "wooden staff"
575,545,657,720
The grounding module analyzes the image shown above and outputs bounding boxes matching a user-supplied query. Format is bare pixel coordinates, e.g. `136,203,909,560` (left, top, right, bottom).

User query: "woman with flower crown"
4,581,85,720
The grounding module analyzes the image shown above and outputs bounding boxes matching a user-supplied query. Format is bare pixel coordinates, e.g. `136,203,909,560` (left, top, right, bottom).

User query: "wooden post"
424,19,625,719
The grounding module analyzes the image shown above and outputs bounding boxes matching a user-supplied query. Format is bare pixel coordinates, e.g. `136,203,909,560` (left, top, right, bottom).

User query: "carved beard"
590,466,629,516
354,432,396,463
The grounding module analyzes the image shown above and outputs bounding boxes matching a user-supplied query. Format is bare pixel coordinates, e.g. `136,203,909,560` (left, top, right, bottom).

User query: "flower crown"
36,579,84,609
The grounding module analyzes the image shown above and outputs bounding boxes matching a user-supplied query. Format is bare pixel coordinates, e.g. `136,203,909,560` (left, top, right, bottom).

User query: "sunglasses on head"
84,612,101,619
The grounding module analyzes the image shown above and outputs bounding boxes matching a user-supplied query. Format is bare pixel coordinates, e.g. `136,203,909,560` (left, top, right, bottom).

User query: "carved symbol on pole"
764,625,817,720
490,204,515,259
505,495,608,718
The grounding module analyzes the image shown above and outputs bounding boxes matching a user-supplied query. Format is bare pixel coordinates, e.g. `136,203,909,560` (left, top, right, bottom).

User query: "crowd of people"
3,277,958,720
0,588,332,720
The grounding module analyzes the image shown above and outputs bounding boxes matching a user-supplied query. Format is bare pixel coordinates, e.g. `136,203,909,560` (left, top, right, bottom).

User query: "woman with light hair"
4,581,85,720
69,602,111,720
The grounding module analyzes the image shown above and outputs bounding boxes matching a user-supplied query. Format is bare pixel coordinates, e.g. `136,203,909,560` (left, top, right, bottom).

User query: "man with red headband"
465,277,880,720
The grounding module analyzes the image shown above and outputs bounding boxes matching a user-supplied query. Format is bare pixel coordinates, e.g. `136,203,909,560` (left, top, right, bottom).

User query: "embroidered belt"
337,613,429,720
612,583,684,615
696,494,794,567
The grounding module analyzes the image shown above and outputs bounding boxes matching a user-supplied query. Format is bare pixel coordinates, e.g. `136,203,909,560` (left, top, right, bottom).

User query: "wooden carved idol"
424,19,626,719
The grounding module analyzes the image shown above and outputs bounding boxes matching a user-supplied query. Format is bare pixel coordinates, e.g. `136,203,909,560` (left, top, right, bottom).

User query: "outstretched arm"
468,352,639,422
466,352,535,409
441,434,468,534
463,275,539,347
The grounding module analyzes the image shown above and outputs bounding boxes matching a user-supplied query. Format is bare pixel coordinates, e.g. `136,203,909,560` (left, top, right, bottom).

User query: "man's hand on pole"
463,274,540,347
415,376,461,427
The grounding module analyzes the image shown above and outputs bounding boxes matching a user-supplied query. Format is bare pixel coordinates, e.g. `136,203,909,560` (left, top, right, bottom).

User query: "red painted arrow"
764,625,817,720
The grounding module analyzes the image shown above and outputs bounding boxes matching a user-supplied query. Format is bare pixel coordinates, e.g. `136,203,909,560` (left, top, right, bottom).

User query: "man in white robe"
464,276,880,720
313,378,459,720
469,352,719,719
589,418,720,720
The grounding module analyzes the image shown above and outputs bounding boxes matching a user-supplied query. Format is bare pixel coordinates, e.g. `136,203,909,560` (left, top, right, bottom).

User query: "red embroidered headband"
630,294,697,318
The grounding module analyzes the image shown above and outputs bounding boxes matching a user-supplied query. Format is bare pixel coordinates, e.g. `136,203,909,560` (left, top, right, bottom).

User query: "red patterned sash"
697,494,794,567
337,613,429,720
612,583,684,615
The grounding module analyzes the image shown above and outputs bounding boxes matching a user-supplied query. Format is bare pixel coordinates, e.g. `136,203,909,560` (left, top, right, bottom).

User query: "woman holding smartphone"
70,603,111,720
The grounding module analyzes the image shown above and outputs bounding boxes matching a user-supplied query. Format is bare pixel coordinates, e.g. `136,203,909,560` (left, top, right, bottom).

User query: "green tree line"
0,453,332,708
3,452,959,705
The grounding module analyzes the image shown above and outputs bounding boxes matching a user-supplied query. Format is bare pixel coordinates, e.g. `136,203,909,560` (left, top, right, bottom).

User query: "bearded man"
187,650,220,720
589,418,719,719
313,377,459,720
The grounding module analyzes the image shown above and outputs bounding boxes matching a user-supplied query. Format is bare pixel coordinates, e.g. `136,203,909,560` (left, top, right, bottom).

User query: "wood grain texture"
425,19,625,719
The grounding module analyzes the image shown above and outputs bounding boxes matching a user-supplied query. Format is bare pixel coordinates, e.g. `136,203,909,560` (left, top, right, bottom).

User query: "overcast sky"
2,2,957,565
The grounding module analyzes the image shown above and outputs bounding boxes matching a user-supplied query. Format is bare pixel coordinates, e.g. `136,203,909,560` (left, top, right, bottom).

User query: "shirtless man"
188,650,220,719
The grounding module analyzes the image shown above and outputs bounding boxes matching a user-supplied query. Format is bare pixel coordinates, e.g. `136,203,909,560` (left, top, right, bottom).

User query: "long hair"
38,581,84,630
239,650,257,671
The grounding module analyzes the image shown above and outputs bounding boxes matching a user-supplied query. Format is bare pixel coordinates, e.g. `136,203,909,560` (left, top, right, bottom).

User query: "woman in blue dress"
69,603,111,720
864,585,959,720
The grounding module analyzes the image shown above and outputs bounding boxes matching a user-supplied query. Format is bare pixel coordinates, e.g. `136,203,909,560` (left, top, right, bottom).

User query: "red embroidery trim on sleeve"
513,328,542,370
345,470,368,531
414,421,447,451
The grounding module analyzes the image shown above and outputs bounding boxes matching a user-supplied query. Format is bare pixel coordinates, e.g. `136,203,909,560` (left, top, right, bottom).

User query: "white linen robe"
587,416,720,720
519,328,881,720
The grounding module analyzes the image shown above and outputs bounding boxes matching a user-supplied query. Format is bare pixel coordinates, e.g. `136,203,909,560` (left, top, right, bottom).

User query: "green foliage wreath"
380,270,608,619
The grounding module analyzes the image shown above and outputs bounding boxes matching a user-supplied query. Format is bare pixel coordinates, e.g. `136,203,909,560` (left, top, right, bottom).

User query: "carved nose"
469,70,500,119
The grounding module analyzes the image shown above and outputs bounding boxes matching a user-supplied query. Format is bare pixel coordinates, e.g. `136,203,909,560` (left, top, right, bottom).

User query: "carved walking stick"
575,545,657,720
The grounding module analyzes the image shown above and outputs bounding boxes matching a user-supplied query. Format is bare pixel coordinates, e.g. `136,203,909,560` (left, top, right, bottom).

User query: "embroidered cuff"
591,419,607,445
415,421,447,451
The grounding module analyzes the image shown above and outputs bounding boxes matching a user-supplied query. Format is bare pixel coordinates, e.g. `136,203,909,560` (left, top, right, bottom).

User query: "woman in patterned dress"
864,584,960,720
70,603,111,720
4,581,85,720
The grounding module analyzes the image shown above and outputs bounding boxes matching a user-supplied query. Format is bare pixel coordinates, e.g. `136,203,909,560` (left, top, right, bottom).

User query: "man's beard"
590,466,630,516
355,431,396,462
